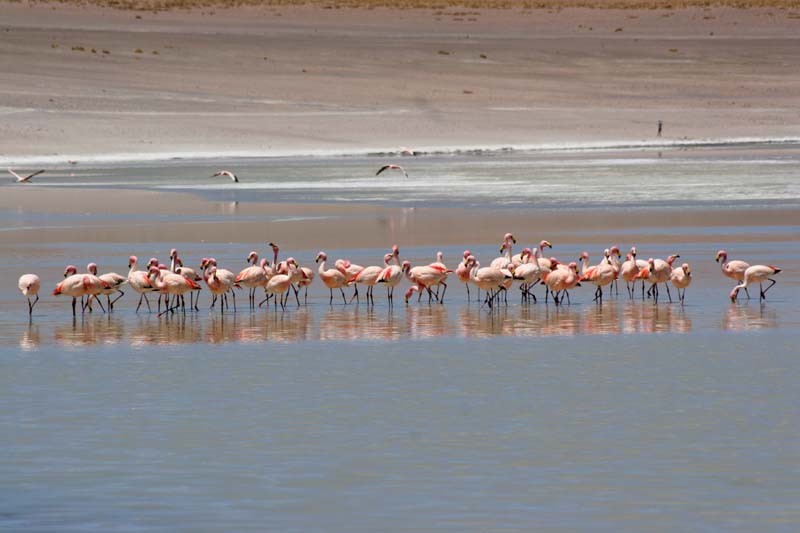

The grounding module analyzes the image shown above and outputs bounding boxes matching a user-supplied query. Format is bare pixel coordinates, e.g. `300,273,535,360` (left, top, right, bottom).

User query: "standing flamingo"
670,263,692,305
716,250,751,299
635,255,680,303
264,259,298,310
403,260,448,303
201,258,238,311
512,248,543,303
127,255,155,313
619,250,641,299
348,259,384,305
53,265,109,316
175,256,204,310
455,250,473,301
18,274,40,316
543,261,580,305
316,251,348,304
730,265,782,302
88,263,127,311
465,256,512,309
377,252,404,303
148,266,202,315
578,251,616,303
236,251,269,309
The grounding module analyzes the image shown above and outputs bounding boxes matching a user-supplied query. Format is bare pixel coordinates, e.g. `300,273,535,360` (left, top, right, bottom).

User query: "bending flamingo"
18,274,40,316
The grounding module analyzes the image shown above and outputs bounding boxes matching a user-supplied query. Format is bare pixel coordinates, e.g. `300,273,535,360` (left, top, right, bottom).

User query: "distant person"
657,120,663,137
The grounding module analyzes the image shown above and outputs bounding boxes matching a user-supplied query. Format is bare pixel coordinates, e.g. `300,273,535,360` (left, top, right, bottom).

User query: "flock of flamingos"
16,234,783,318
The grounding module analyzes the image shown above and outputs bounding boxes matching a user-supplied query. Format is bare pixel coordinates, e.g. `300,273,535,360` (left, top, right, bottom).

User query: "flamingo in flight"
376,164,408,178
9,169,45,183
212,170,239,182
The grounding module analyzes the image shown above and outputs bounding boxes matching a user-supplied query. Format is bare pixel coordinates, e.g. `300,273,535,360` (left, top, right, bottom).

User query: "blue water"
1,147,799,530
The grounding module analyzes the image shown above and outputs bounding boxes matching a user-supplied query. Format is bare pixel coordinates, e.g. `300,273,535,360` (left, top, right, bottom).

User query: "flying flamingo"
127,255,155,313
316,251,348,304
730,264,782,302
88,263,127,311
9,169,44,183
578,251,617,303
376,164,408,178
377,252,404,303
716,250,751,299
212,170,239,182
670,263,692,304
18,274,40,316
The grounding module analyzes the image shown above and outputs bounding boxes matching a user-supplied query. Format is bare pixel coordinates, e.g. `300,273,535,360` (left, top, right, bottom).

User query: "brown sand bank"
1,2,800,161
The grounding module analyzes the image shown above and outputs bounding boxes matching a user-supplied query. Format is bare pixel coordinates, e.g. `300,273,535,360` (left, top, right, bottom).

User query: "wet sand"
2,3,800,161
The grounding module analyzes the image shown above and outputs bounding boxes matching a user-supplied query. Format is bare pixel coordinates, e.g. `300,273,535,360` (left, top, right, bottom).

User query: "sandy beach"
2,2,800,161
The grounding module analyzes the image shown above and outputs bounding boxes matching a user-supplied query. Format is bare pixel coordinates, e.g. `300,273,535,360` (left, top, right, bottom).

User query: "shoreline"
3,136,800,167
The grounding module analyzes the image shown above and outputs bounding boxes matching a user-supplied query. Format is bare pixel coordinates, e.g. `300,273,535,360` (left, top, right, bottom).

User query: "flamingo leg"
439,282,447,304
350,285,360,304
761,278,777,300
329,288,334,304
111,289,124,307
664,283,672,303
72,296,77,316
340,288,347,304
466,283,470,302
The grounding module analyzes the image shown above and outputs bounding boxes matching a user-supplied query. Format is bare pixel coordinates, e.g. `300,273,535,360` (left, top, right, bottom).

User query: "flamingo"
174,256,204,311
512,248,543,303
670,263,692,304
81,264,110,313
212,170,239,182
148,266,201,315
297,262,315,304
235,251,269,308
348,260,384,305
543,261,580,305
465,256,511,309
264,259,298,310
127,255,156,313
376,164,408,178
53,265,109,316
578,251,617,303
316,251,348,304
619,250,641,299
512,239,552,267
603,246,622,295
377,252,404,303
201,258,237,311
716,250,751,299
403,260,448,303
18,274,40,316
490,233,516,269
730,265,782,302
88,262,127,311
455,250,474,301
635,255,680,303
9,169,44,183
427,251,452,302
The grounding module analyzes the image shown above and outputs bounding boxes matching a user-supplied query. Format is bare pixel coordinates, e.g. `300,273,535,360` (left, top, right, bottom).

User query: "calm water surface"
1,149,800,530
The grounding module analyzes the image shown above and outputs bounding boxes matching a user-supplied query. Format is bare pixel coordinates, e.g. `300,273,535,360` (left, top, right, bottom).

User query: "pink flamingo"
427,251,452,302
201,258,238,312
603,246,622,295
53,265,110,316
148,266,202,315
490,233,516,270
236,252,270,309
377,252,404,303
716,250,751,299
730,264,782,302
512,239,552,267
127,255,155,313
315,251,348,304
174,255,204,310
376,164,408,178
18,273,40,316
543,261,579,305
578,251,617,303
670,263,692,304
635,255,680,303
455,250,474,301
465,255,512,309
403,260,448,303
264,259,298,310
619,250,641,299
88,263,127,311
348,259,384,304
512,248,543,303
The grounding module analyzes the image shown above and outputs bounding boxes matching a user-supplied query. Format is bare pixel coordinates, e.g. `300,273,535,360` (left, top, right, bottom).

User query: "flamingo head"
667,254,680,265
384,253,393,264
625,253,632,261
199,257,208,269
682,263,691,276
404,286,419,303
436,251,444,262
462,250,471,259
402,260,411,273
148,257,158,268
287,257,298,268
466,255,478,268
521,247,532,260
209,266,218,279
631,246,637,257
549,258,559,269
499,241,508,253
169,248,177,259
247,251,258,263
715,250,726,263
503,232,516,244
610,245,621,257
568,261,579,273
147,266,160,279
729,288,738,301
64,265,77,277
87,263,98,275
648,257,655,268
540,240,552,249
580,251,589,261
176,257,184,267
392,244,400,256
260,258,269,268
207,258,217,268
128,255,137,268
315,251,327,263
603,248,610,258
269,242,279,253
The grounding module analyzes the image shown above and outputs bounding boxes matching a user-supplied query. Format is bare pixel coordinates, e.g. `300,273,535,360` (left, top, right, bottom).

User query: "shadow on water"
10,298,787,349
